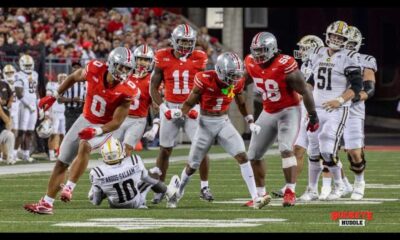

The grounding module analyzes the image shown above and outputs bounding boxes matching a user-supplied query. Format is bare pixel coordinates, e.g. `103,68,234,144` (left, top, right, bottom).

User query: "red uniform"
127,74,152,117
82,60,139,124
245,54,300,113
154,48,208,103
194,70,245,113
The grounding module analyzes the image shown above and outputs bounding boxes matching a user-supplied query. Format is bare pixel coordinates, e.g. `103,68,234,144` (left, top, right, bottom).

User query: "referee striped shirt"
64,82,86,108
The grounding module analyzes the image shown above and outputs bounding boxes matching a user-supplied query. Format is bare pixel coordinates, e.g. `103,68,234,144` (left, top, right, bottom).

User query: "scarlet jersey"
194,70,244,113
155,48,208,103
127,74,152,117
245,54,300,113
82,60,139,124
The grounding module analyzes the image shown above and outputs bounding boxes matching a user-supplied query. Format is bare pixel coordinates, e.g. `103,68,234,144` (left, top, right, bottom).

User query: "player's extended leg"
319,167,332,200
23,130,34,162
184,115,213,201
294,145,306,177
247,110,278,200
217,117,271,209
48,134,59,161
153,112,181,204
319,107,349,200
343,117,366,200
276,106,301,206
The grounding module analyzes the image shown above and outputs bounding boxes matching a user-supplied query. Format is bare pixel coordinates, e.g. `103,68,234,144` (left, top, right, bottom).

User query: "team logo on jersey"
326,57,331,63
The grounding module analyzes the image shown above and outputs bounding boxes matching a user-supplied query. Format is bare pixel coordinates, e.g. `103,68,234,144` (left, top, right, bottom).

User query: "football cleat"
243,193,271,207
342,181,354,197
319,186,332,200
200,187,214,202
253,194,272,209
326,183,345,201
271,188,285,198
165,175,180,201
351,181,365,200
60,184,73,202
24,198,53,215
298,187,318,201
282,188,296,207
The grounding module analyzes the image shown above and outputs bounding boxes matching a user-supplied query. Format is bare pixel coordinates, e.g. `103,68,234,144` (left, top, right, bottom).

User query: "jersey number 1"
172,70,190,94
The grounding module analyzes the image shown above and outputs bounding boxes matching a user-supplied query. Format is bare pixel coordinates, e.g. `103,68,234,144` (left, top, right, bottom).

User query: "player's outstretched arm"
57,68,86,96
149,67,164,106
286,69,317,115
181,86,201,115
100,100,131,134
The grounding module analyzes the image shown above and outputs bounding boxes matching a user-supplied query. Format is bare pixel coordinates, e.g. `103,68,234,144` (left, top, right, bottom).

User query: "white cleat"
342,183,354,197
253,194,271,209
166,175,182,209
351,181,365,200
319,186,332,200
326,183,345,201
298,187,319,201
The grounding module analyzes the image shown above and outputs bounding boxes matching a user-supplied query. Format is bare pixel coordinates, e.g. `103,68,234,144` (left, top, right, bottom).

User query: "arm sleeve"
344,52,363,96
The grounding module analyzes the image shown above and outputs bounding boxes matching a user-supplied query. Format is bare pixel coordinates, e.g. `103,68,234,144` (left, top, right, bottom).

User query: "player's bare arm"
150,67,164,106
181,86,201,115
286,69,317,115
100,99,131,134
234,92,252,121
57,68,86,95
243,71,253,88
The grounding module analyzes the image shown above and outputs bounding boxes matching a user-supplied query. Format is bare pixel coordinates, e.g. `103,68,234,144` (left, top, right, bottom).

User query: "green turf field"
0,148,399,232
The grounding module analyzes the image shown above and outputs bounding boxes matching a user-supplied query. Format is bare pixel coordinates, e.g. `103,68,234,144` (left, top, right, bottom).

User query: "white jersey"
349,53,378,120
46,82,65,113
14,71,38,103
89,154,145,207
309,47,361,108
300,60,313,116
3,80,20,115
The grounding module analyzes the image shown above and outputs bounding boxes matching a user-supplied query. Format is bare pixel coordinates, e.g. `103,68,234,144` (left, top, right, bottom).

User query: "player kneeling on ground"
166,52,270,209
88,137,180,209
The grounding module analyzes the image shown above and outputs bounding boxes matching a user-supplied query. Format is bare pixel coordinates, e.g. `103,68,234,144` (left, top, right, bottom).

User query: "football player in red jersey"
24,47,139,214
113,44,158,156
166,52,270,209
243,32,318,207
150,24,213,203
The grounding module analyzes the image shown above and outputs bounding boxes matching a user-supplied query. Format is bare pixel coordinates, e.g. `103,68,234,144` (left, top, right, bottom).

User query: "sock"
43,195,54,206
24,150,30,159
342,176,352,188
66,180,76,191
257,187,266,197
239,162,258,200
49,150,55,158
322,177,332,187
179,168,192,194
355,172,365,183
308,160,323,191
200,181,209,189
285,183,296,192
328,165,344,186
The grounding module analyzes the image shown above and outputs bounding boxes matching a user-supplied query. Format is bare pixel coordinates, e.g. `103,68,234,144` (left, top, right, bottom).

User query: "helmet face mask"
345,26,363,52
107,47,134,82
19,55,35,74
294,35,324,62
325,21,350,51
215,52,244,86
3,64,16,84
133,44,155,75
250,32,278,64
36,119,53,138
171,24,197,57
101,137,124,165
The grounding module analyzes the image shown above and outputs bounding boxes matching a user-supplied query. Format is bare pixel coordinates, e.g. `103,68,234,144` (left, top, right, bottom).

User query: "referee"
60,62,86,132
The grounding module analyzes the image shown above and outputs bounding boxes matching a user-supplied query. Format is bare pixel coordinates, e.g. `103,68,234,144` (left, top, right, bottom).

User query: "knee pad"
349,153,366,174
309,155,321,162
322,166,330,173
321,153,339,167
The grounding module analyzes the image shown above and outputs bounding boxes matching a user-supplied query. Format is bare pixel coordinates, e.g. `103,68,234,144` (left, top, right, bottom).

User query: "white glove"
249,123,261,135
143,119,160,141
